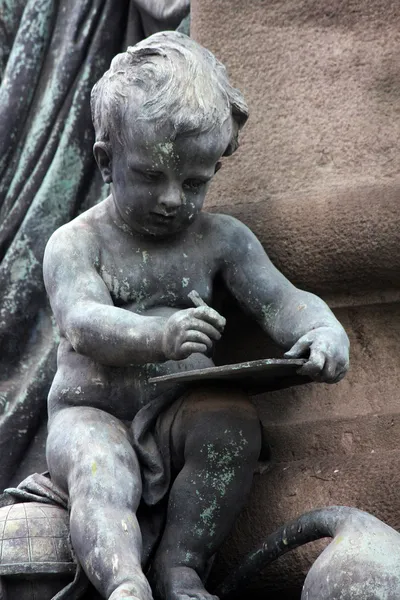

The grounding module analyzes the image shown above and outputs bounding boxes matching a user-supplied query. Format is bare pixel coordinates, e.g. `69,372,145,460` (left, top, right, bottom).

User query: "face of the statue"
95,101,232,238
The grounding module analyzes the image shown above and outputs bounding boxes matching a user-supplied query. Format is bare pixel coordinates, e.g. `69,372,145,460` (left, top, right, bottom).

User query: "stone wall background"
191,1,400,597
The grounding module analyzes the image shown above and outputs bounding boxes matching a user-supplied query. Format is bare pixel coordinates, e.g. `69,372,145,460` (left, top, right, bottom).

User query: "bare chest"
98,241,216,310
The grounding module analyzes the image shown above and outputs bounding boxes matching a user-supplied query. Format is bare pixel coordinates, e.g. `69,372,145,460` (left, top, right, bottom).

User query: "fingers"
285,328,350,383
299,352,349,383
180,342,208,357
163,307,225,360
284,335,312,358
191,318,222,342
184,329,214,350
177,328,217,358
331,369,347,384
192,306,226,332
321,356,337,381
330,360,350,384
298,348,325,379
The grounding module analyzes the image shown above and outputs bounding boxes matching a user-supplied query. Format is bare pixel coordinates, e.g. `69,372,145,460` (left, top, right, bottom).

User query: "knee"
46,410,141,510
68,447,141,511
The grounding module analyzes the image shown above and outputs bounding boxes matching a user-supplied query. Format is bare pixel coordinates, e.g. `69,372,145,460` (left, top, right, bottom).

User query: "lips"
150,211,176,221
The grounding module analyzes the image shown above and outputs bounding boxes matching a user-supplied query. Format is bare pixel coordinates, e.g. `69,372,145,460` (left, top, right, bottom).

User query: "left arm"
219,216,349,383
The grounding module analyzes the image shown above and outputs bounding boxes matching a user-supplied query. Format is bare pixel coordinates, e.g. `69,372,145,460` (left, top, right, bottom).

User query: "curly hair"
91,31,248,156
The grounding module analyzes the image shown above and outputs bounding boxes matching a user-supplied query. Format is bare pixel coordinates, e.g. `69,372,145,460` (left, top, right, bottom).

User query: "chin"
141,223,182,238
147,219,195,238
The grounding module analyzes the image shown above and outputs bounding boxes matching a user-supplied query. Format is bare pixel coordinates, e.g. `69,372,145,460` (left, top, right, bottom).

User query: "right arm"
43,225,224,366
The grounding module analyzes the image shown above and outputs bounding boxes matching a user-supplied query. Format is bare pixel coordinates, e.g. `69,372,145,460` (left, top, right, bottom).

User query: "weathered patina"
41,32,349,600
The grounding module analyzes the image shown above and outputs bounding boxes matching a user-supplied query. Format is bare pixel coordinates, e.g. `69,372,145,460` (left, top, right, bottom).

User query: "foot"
151,565,218,600
108,575,154,600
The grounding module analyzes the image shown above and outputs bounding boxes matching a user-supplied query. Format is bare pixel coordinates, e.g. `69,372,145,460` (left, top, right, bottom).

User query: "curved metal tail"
214,505,358,599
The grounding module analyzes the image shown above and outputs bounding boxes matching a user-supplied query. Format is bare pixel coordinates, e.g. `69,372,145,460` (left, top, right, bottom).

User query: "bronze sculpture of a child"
43,32,349,600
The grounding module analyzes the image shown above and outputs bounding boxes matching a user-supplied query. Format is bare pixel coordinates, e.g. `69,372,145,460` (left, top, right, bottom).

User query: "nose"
158,184,182,211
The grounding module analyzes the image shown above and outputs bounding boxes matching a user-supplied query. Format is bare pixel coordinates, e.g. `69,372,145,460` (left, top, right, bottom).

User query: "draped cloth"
0,0,189,489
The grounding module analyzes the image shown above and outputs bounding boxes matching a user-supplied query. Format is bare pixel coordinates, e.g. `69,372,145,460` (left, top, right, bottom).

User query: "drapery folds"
0,0,189,488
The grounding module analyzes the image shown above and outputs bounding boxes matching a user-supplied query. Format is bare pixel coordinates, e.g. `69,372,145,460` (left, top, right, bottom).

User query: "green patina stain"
335,534,344,544
199,498,217,537
0,238,41,324
0,0,57,177
185,551,194,563
194,524,205,537
191,432,251,544
91,462,97,476
153,141,179,168
158,141,174,156
4,47,94,230
262,304,279,323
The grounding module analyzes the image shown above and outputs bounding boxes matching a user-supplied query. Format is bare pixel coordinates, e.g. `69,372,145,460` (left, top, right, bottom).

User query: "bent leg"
151,388,262,600
46,407,152,600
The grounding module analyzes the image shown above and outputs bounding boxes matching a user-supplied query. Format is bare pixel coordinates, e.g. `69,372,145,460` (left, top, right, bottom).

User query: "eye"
139,170,163,183
145,171,163,182
182,179,207,192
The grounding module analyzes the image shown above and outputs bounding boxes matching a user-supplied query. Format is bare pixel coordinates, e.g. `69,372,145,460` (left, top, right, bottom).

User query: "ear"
93,142,112,184
223,120,240,156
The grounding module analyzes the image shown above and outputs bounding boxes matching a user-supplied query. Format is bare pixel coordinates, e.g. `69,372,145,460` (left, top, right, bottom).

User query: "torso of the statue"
48,198,222,421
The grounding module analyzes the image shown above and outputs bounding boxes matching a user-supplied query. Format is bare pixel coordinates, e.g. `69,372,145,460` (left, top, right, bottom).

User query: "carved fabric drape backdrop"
0,0,189,489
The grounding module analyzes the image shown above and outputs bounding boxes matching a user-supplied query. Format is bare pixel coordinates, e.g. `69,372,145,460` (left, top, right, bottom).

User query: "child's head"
91,31,248,156
91,32,248,237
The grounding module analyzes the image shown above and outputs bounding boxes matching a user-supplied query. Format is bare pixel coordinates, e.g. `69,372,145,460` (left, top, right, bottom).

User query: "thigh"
170,387,261,468
46,406,142,506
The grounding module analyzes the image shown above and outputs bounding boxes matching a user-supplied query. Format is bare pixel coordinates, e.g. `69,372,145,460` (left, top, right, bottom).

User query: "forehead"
117,96,232,167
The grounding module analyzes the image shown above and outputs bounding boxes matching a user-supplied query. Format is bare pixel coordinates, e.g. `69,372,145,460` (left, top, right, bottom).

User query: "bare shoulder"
43,201,115,324
200,212,259,259
43,201,112,300
44,201,108,268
